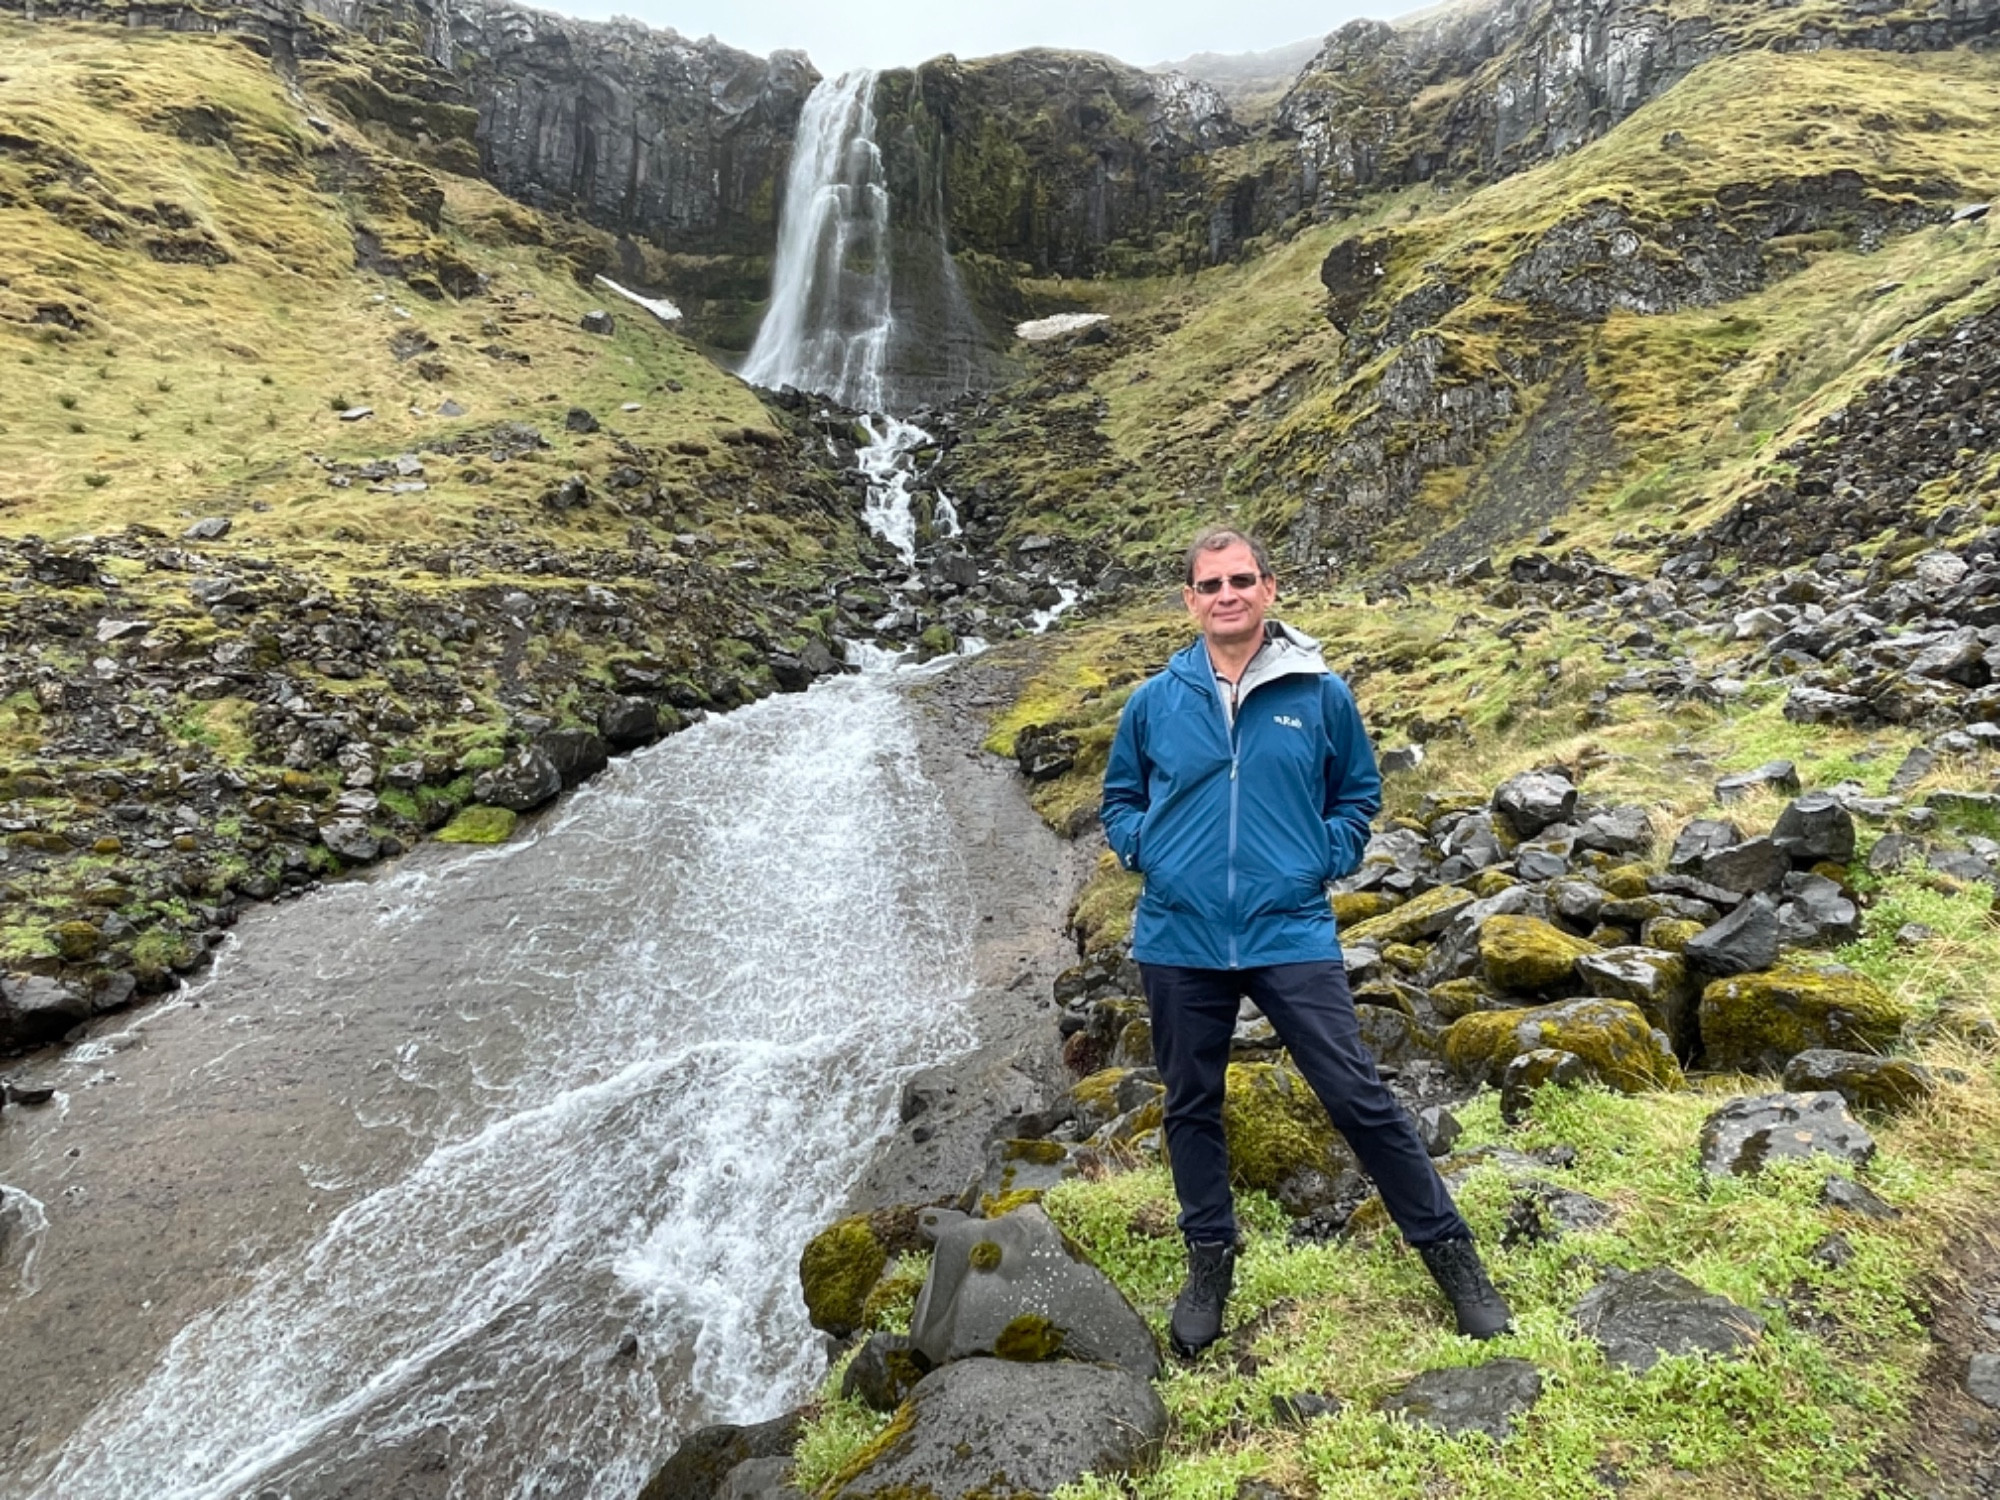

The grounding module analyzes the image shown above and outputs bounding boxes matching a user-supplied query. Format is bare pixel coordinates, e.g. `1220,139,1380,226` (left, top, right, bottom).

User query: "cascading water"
740,71,892,413
0,673,983,1500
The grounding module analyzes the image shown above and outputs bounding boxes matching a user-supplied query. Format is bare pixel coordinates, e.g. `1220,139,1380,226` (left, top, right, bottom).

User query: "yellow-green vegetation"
1219,1061,1355,1191
433,804,516,844
798,1215,893,1338
1699,962,1914,1074
1443,998,1686,1092
0,19,841,572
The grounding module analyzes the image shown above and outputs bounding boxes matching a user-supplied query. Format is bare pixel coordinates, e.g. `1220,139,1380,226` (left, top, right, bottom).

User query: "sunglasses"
1189,572,1266,595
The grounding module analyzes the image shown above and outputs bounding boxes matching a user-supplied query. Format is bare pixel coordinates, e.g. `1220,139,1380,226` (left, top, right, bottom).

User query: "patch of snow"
594,275,682,326
1015,313,1109,343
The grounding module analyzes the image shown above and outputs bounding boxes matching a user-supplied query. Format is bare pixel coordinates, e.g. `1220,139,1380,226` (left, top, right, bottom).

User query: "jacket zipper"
1221,678,1241,970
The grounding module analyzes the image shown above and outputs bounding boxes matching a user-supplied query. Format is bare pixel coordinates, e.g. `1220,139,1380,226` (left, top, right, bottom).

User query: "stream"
0,662,1070,1499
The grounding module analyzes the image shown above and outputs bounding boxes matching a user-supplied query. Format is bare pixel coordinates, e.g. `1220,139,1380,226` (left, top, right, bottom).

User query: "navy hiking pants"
1139,960,1469,1248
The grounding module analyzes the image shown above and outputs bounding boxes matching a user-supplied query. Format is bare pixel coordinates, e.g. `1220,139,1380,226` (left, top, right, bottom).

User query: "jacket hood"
1169,620,1331,696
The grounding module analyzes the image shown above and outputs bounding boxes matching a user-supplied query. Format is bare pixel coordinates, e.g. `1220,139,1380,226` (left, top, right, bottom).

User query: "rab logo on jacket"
1274,714,1304,730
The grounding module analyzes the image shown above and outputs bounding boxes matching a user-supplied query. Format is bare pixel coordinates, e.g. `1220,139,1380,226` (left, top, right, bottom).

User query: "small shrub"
83,472,110,489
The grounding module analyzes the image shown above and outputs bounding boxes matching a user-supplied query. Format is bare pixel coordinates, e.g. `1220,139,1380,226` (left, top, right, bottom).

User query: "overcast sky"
555,1,1389,77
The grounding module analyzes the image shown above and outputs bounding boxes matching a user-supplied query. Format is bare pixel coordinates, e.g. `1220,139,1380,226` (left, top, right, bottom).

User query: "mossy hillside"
0,21,838,567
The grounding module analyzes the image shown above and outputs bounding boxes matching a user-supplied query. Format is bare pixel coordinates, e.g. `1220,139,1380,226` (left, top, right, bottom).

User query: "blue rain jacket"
1100,623,1381,969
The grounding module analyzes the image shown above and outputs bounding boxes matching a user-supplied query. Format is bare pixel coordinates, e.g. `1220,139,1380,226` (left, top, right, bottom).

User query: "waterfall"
741,71,893,411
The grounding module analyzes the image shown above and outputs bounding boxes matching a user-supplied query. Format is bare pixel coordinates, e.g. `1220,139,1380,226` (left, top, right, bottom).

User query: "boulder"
1821,1174,1899,1218
1683,893,1782,978
1444,998,1682,1092
538,728,609,787
1667,819,1742,873
1572,1267,1765,1373
909,1205,1159,1378
1576,947,1699,1058
318,819,381,864
825,1357,1167,1500
799,1212,914,1338
1697,1091,1877,1176
1419,885,1545,984
1714,761,1800,803
1492,768,1578,838
472,745,564,812
1215,1061,1360,1194
1072,1067,1161,1136
1479,915,1600,993
1378,1359,1543,1438
962,1138,1091,1215
600,696,662,748
638,1410,805,1500
1777,874,1861,947
1501,1048,1588,1124
1780,1049,1934,1115
1344,884,1477,947
1696,836,1790,896
0,975,93,1047
1697,962,1911,1074
1770,792,1857,865
1356,1005,1440,1072
1576,804,1652,855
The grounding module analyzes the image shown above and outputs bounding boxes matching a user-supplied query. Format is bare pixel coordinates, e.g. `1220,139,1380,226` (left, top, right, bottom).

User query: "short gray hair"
1183,526,1274,585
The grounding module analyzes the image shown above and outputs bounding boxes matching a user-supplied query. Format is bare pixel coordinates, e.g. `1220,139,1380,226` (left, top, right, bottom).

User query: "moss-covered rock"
1643,916,1706,952
1382,941,1429,974
1074,1066,1143,1134
799,1217,889,1337
1332,890,1398,928
1217,1060,1359,1191
1480,915,1601,993
1698,962,1913,1075
1444,998,1683,1092
1430,976,1497,1020
436,804,517,844
1345,884,1476,947
1472,867,1519,898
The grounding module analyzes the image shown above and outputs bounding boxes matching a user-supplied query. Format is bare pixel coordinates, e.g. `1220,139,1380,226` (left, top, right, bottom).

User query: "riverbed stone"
1572,1266,1766,1373
1698,1090,1877,1176
1444,997,1681,1092
0,975,93,1047
638,1410,805,1500
826,1357,1167,1500
910,1204,1160,1378
1378,1358,1543,1438
1697,961,1910,1073
472,744,563,811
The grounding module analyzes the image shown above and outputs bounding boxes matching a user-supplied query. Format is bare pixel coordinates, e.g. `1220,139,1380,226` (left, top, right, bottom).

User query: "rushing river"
0,668,991,1499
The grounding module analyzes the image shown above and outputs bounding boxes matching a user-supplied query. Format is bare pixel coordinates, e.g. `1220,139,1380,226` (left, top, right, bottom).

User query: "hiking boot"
1169,1240,1236,1357
1418,1237,1513,1339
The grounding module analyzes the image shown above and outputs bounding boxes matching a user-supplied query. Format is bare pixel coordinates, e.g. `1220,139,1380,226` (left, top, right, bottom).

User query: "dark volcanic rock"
599,696,662,748
1682,892,1780,976
1492,768,1578,838
1379,1359,1542,1438
1781,1049,1935,1115
1572,1266,1765,1373
473,744,564,811
841,1332,928,1412
638,1410,806,1500
1770,792,1857,865
0,975,93,1048
537,728,609,787
826,1357,1167,1500
1698,1090,1877,1177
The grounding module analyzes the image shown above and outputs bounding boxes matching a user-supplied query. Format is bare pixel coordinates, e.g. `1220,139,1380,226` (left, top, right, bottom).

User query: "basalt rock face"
873,51,1241,280
1274,0,2000,218
441,1,816,259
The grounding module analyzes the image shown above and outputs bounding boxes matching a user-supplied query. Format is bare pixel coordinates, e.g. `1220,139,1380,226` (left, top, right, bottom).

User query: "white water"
741,71,891,410
7,673,977,1500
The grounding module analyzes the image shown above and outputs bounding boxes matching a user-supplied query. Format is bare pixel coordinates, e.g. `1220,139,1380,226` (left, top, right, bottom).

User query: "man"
1100,526,1511,1356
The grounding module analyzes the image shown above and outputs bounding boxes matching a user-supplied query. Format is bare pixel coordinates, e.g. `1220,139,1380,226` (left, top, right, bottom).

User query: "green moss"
1344,885,1476,947
1219,1061,1348,1192
967,1239,1004,1273
800,1216,890,1337
435,805,516,844
1699,962,1913,1075
1479,914,1602,993
993,1312,1066,1362
1444,998,1683,1092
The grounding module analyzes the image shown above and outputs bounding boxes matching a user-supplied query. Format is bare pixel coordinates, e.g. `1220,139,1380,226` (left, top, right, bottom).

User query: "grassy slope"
833,38,2000,1500
0,21,839,575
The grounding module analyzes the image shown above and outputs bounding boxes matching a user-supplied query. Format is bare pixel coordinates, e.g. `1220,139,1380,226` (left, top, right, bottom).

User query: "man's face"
1183,541,1276,650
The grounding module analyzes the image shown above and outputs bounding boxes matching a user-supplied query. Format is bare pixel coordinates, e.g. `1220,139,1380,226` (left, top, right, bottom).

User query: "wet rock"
1501,1047,1587,1123
1770,792,1857,865
638,1410,805,1500
537,729,609,788
318,819,381,864
1379,1359,1542,1438
911,1205,1159,1377
1572,1266,1765,1373
599,697,662,748
1698,1090,1877,1176
841,1332,928,1412
1683,892,1781,977
1697,960,1910,1073
825,1357,1167,1500
0,975,93,1048
1492,768,1577,838
473,745,564,812
717,1457,799,1500
1444,997,1681,1093
1781,1049,1935,1115
1965,1353,2000,1409
1715,761,1800,802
